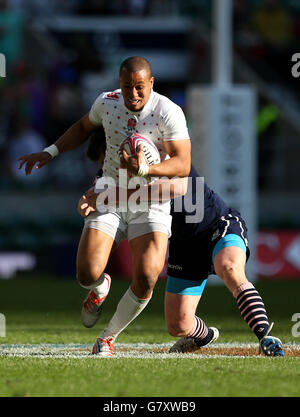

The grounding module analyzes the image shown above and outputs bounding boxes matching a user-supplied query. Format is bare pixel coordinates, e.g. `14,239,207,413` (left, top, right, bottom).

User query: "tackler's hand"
77,194,96,217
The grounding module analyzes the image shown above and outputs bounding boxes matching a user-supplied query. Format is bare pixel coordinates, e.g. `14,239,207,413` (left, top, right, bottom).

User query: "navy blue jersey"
168,165,249,280
170,165,229,238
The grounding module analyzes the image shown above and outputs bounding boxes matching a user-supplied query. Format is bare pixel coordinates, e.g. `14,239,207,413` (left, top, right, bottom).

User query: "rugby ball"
120,133,160,166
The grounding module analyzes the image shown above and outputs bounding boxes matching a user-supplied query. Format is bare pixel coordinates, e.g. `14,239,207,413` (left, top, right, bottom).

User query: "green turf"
0,275,300,397
1,356,299,397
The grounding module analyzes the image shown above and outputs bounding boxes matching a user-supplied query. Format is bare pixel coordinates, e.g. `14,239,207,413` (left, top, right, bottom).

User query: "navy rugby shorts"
166,210,250,296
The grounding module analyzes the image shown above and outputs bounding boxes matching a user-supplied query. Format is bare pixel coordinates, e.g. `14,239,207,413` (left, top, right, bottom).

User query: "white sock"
99,287,152,340
78,273,110,299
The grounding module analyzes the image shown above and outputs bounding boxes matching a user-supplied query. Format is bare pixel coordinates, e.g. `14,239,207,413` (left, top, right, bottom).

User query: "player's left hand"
120,145,144,175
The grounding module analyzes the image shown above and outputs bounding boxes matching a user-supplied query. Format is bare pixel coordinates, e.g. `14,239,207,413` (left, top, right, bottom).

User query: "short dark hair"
119,56,152,78
86,126,106,162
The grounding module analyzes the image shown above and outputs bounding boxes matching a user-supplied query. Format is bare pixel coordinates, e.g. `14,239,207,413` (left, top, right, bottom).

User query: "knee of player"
216,261,243,282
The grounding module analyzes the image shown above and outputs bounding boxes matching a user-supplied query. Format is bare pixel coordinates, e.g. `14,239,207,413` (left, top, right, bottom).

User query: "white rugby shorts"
83,202,172,245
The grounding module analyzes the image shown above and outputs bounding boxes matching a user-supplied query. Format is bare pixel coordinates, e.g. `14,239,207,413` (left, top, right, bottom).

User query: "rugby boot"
92,337,114,357
169,327,219,353
259,322,284,357
81,273,111,328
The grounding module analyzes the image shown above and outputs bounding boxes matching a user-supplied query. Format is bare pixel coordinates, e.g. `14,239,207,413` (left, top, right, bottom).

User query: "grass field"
0,275,300,397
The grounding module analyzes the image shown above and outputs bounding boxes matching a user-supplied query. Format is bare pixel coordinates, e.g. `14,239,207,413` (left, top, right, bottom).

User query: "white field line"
0,342,299,359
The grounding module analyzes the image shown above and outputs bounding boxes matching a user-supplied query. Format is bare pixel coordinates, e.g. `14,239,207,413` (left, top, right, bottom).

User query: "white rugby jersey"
88,89,190,181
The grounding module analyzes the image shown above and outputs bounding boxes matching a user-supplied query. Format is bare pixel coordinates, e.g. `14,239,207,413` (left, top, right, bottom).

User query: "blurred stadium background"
0,0,300,283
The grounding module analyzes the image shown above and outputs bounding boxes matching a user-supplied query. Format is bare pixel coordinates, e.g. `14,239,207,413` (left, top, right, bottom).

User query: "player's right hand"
17,151,52,175
120,147,139,175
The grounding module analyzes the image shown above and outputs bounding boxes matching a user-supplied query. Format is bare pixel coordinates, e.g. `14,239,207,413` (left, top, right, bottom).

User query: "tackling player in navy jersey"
80,128,284,357
165,166,284,356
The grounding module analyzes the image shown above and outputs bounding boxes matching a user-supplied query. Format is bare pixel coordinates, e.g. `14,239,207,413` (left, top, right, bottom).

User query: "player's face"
120,69,154,112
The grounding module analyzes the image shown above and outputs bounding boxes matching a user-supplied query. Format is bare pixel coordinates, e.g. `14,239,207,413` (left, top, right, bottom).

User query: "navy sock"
195,328,214,347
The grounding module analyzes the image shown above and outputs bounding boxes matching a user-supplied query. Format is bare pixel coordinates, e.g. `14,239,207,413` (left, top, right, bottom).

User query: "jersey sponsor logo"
168,263,183,270
105,92,120,100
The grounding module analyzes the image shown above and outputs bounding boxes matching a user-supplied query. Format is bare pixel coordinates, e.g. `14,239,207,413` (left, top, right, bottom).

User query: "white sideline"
0,342,299,359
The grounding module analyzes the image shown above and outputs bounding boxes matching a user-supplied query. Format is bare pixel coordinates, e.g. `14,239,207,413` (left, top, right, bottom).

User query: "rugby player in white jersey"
18,56,191,356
